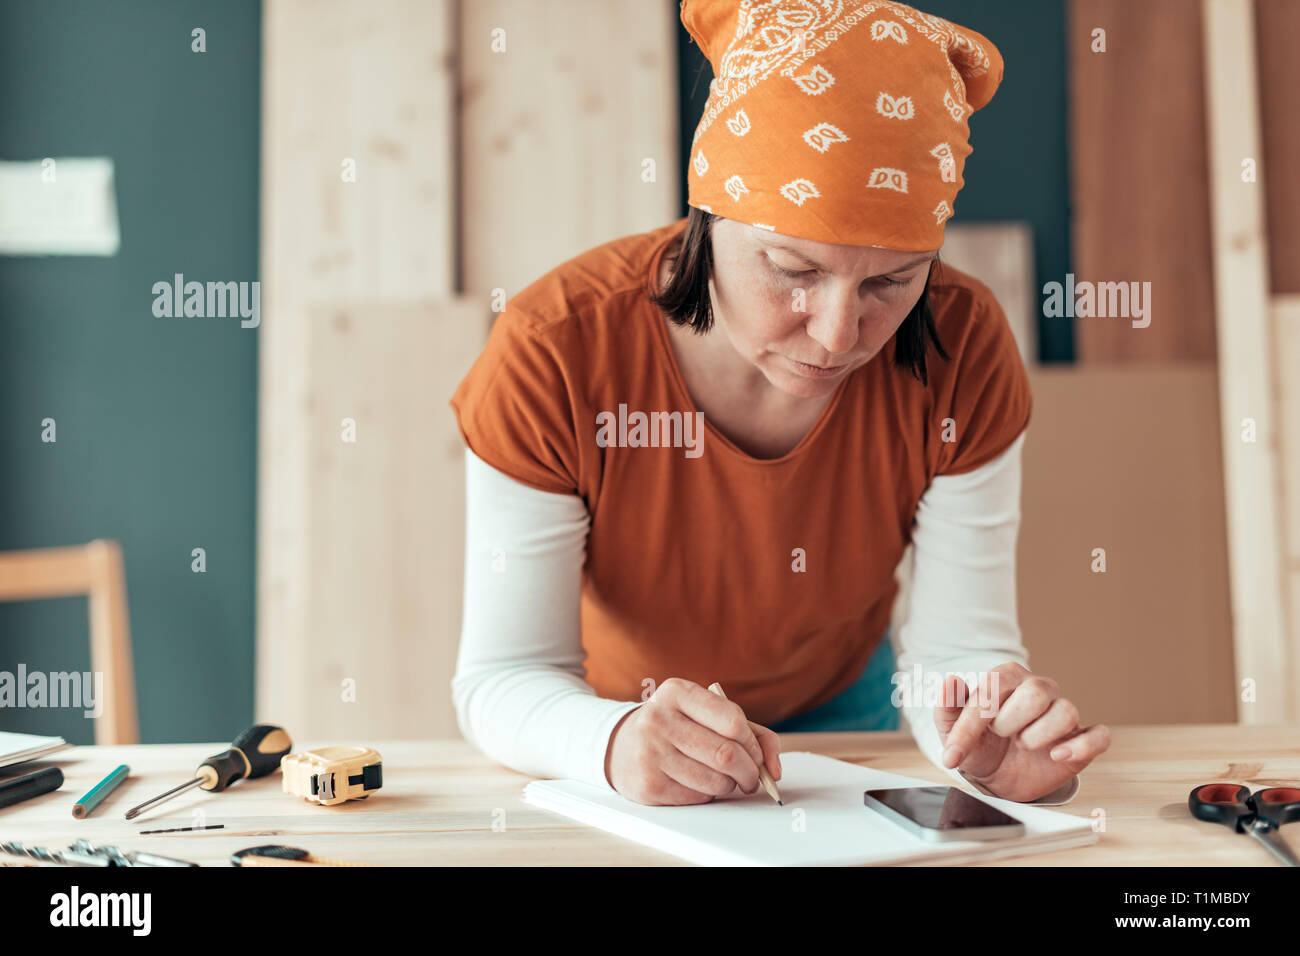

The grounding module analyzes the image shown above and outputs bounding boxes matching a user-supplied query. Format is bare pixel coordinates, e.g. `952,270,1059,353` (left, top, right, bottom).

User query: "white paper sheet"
0,731,71,770
523,751,1097,866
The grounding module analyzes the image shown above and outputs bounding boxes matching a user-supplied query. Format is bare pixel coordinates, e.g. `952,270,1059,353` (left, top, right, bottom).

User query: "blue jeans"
767,630,900,732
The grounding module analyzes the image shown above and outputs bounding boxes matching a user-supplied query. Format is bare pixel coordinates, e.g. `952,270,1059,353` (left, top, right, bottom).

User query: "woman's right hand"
604,677,783,806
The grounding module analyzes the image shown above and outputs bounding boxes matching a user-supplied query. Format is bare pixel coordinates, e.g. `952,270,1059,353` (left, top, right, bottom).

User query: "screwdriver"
124,724,292,820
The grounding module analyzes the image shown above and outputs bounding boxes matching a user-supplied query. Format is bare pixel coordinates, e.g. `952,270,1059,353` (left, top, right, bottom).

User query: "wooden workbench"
1,725,1296,866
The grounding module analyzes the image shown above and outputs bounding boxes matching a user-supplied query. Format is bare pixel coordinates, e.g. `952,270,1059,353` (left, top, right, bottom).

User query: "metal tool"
139,824,225,834
70,839,197,867
281,745,383,806
124,724,292,820
1,840,111,867
1189,782,1300,866
0,839,196,867
230,845,376,867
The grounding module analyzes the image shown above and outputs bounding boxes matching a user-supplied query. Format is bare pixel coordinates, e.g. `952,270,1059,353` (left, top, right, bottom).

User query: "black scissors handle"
1188,784,1253,830
1189,783,1300,867
1250,786,1300,828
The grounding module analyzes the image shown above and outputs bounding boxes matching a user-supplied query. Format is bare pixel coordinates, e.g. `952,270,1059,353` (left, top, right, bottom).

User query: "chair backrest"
0,540,139,744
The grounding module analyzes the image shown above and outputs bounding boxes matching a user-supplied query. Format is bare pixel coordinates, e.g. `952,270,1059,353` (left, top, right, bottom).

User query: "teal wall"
674,0,1075,362
0,0,261,743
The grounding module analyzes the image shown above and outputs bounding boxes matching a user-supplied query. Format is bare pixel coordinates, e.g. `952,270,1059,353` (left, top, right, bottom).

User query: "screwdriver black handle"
195,725,293,792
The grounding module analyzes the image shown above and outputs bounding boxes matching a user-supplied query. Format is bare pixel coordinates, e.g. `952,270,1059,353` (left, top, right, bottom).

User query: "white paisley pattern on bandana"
692,0,991,145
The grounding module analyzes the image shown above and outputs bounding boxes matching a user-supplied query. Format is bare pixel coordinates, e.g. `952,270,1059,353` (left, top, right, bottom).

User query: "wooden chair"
0,540,140,744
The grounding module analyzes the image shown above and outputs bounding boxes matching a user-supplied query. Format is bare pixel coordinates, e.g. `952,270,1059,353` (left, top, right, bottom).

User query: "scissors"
1188,783,1300,866
230,845,376,867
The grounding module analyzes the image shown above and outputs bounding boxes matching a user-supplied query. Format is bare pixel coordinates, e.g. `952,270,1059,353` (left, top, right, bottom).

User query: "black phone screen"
864,786,1023,830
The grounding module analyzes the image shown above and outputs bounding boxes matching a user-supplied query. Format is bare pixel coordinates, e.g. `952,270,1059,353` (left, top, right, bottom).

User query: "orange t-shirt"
450,217,1031,726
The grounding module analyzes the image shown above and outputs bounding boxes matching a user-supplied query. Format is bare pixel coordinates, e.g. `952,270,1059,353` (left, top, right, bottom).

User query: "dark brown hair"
648,206,950,385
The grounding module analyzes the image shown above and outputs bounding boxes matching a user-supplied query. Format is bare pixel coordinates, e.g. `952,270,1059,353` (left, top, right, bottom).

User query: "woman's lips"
787,356,851,378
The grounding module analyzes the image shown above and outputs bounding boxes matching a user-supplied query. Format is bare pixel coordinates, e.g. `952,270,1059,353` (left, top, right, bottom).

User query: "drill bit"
0,840,112,866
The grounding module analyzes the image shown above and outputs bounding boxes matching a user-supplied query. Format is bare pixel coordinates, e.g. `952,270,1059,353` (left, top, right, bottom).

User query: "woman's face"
708,217,937,399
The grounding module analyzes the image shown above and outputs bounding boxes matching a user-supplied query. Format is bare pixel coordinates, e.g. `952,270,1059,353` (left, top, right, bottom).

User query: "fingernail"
942,745,963,766
1051,746,1072,761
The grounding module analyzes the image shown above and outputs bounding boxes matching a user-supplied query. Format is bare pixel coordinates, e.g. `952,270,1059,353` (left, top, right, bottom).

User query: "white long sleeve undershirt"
451,430,1079,805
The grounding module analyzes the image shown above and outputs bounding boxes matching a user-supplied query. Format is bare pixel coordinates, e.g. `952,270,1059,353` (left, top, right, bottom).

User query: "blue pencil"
72,764,130,819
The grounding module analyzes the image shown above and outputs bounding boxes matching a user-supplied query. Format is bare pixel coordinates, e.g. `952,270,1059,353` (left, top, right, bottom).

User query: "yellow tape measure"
281,746,383,806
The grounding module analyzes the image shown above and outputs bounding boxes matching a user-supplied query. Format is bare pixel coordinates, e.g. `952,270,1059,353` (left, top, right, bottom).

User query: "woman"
451,0,1109,808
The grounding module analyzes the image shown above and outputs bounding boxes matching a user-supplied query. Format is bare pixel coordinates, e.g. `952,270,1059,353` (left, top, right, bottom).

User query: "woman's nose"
804,296,862,356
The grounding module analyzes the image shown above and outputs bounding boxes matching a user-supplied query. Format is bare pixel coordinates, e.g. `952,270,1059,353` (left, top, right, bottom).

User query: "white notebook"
523,751,1097,866
0,731,71,770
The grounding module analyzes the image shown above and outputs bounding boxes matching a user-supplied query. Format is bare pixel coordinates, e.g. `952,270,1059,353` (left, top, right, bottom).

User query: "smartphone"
863,786,1025,842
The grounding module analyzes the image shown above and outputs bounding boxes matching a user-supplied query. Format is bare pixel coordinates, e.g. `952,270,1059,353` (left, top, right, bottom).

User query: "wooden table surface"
2,724,1297,866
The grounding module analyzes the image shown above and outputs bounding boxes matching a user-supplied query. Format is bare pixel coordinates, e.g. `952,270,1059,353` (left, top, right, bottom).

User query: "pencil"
72,764,129,819
707,682,783,805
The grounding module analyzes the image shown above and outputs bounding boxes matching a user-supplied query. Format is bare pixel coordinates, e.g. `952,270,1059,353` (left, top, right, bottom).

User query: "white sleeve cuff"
959,768,1081,805
589,702,644,791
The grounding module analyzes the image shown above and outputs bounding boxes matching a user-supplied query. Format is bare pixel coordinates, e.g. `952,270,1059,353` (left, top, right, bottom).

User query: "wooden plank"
1017,365,1236,725
260,0,456,302
1202,0,1292,722
1256,0,1300,294
0,545,90,600
1275,293,1300,705
0,541,139,744
896,364,1236,726
261,0,680,740
1069,0,1217,362
938,222,1037,366
1,728,1297,865
301,298,487,739
84,540,139,745
258,0,458,737
1277,296,1300,564
459,0,680,300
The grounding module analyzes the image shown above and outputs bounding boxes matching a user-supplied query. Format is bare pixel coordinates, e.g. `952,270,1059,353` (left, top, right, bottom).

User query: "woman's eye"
766,260,912,286
769,260,814,278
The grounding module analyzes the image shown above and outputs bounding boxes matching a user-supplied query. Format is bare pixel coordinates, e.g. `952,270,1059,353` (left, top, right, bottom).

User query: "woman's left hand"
934,663,1110,802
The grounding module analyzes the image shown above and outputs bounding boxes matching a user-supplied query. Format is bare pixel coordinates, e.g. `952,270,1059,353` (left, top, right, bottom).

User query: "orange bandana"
680,0,1004,251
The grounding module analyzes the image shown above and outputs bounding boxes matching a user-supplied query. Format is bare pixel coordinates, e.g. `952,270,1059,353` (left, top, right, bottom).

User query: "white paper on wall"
0,157,120,256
